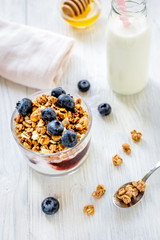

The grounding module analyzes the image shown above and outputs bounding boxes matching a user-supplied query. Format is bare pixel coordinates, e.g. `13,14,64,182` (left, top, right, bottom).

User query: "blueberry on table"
98,103,111,116
47,120,64,136
16,98,32,117
61,130,78,148
51,87,66,98
78,80,90,92
57,94,75,111
42,197,59,215
41,107,56,121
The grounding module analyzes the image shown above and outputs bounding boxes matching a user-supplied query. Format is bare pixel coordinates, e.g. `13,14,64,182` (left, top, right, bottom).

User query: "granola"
92,185,105,199
131,130,142,142
122,143,131,154
83,205,95,215
14,92,89,154
112,154,123,166
116,180,146,205
132,180,146,192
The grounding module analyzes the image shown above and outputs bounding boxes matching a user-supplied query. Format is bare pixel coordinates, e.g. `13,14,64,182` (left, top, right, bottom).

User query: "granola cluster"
122,143,131,154
131,130,142,142
112,154,123,166
83,205,95,215
83,184,105,216
116,180,146,205
112,129,142,166
92,185,105,199
14,93,89,154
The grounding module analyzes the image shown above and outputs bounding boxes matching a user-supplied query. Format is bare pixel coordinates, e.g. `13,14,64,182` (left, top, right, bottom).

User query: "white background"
0,0,160,239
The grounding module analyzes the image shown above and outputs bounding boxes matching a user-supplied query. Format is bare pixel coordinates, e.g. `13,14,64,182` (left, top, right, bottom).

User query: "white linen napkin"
0,19,74,89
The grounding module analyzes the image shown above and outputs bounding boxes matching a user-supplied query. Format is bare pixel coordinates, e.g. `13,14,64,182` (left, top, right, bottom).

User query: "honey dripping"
61,0,101,28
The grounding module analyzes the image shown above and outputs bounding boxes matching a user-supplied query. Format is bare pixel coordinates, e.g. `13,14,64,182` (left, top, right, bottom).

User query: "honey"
60,0,101,28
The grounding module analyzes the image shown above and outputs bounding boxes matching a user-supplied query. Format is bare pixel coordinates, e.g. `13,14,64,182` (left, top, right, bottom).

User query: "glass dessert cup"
59,0,101,28
11,90,92,177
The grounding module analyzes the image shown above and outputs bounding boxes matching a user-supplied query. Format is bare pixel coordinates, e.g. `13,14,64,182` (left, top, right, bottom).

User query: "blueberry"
42,197,59,215
16,98,32,117
78,80,90,92
61,130,78,148
47,120,64,136
57,94,75,111
98,103,111,116
51,87,66,98
41,107,56,121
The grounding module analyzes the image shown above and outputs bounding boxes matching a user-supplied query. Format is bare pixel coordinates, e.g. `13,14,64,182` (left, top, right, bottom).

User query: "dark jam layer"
49,142,90,171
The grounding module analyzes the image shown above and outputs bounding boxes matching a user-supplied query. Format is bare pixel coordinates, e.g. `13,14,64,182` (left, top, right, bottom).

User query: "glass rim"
111,0,147,16
11,89,92,157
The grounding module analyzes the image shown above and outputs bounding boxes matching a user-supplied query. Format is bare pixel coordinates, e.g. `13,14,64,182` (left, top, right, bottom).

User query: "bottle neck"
111,0,147,18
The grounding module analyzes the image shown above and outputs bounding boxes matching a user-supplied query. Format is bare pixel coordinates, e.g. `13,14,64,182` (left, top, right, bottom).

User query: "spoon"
113,161,160,208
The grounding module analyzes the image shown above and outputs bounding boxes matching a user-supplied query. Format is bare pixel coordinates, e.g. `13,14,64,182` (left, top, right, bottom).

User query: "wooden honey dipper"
62,0,91,18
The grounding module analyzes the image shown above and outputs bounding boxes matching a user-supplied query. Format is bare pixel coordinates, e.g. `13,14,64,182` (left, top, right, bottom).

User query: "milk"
106,15,151,95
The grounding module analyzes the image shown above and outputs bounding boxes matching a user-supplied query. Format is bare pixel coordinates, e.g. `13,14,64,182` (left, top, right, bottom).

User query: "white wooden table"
1,0,160,239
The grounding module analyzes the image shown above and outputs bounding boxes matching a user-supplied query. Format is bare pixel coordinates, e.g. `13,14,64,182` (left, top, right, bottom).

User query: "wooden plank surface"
0,0,160,239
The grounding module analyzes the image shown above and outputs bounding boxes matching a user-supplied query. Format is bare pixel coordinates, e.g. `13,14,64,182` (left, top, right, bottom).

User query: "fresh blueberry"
47,120,64,136
51,87,66,98
41,107,56,121
67,93,73,98
16,98,32,117
57,94,75,111
61,130,78,148
78,80,90,92
98,103,111,116
42,197,59,215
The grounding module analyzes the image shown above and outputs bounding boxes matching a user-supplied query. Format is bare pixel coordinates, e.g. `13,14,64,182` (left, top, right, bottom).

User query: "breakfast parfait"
12,87,91,176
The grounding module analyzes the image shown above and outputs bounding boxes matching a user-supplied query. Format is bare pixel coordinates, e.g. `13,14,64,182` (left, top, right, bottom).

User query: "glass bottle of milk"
106,0,151,95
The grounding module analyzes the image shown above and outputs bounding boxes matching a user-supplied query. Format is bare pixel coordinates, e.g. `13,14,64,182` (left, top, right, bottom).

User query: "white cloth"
0,19,74,89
